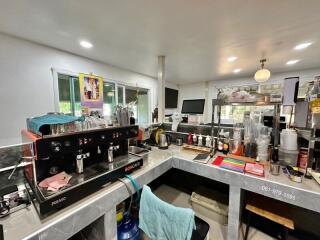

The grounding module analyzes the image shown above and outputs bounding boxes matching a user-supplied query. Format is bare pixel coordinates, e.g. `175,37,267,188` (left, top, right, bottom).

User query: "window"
57,74,81,116
103,82,116,117
220,105,275,123
117,85,124,106
57,73,116,117
55,73,150,123
125,87,149,124
217,82,308,124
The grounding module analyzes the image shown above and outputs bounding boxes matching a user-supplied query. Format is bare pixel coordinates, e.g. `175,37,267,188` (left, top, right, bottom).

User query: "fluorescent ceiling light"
227,56,238,62
233,68,242,73
80,40,93,48
294,42,312,50
286,60,300,65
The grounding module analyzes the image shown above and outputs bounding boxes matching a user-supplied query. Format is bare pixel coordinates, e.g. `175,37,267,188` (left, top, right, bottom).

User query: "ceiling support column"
157,56,165,122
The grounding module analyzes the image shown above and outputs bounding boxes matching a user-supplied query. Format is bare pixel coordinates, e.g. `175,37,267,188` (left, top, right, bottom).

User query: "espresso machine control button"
51,142,62,153
100,135,106,140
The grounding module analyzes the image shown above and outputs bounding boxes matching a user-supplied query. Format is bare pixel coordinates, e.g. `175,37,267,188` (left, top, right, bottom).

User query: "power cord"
118,178,134,216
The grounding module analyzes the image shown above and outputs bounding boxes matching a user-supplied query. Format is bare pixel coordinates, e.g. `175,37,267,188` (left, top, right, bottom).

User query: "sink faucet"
108,143,120,163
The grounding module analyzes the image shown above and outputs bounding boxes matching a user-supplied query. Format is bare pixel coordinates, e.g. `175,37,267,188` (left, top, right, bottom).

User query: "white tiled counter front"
1,145,320,240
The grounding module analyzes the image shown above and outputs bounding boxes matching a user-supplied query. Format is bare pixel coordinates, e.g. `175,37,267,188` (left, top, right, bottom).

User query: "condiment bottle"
217,131,224,152
193,134,197,145
198,134,203,146
270,147,280,175
222,132,230,154
187,132,193,145
205,136,212,147
271,147,279,163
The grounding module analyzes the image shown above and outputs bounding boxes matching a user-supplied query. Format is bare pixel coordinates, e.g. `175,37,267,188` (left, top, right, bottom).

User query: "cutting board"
182,144,211,153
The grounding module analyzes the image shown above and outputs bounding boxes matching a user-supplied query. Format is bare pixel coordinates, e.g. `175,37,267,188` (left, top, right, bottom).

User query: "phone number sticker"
260,185,296,201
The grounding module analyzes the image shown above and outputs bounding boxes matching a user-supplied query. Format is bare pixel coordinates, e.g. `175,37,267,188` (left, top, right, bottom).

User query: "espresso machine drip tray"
28,154,143,216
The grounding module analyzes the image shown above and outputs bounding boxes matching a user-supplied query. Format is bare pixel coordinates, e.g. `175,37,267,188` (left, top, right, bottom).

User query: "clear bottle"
198,134,203,146
305,82,314,102
217,130,224,152
243,112,251,146
193,134,198,145
206,135,212,148
232,123,243,155
222,132,230,154
308,76,320,129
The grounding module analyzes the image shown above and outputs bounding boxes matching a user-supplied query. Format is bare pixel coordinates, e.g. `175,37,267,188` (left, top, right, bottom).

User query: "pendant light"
254,59,271,83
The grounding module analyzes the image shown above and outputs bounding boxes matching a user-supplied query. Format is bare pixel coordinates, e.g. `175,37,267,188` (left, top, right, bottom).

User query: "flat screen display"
165,87,178,108
181,99,205,114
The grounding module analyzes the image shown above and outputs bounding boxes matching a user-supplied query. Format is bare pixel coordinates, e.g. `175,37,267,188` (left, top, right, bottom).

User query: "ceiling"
1,0,320,83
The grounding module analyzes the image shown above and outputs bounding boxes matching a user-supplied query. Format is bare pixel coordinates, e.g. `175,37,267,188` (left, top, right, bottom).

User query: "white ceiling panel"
0,0,320,83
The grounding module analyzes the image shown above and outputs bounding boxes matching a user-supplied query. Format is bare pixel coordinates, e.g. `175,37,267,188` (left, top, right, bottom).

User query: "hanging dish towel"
27,114,83,135
139,185,195,240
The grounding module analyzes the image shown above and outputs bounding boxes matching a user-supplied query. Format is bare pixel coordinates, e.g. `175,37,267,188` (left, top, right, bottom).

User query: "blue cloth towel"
139,185,195,240
27,114,83,134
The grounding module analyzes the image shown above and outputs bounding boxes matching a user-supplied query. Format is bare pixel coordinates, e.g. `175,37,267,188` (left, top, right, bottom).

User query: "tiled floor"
153,184,276,240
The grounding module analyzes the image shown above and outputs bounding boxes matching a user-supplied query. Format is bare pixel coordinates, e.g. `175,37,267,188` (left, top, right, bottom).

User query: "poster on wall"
79,73,103,115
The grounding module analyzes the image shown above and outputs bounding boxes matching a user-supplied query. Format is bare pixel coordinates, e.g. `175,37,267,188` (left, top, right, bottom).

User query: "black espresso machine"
21,125,143,216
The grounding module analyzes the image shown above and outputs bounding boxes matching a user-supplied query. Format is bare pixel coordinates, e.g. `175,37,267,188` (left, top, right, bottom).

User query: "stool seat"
191,216,210,240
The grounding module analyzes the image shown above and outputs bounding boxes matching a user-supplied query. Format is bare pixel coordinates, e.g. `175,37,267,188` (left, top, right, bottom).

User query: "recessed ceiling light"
227,56,238,62
286,60,300,65
294,42,312,50
233,68,242,73
80,40,93,49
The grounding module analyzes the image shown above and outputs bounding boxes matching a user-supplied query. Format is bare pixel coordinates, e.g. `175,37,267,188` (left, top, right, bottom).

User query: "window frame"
52,68,152,123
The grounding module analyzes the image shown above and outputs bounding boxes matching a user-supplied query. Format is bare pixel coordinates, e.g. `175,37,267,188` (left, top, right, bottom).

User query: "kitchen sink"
128,146,151,156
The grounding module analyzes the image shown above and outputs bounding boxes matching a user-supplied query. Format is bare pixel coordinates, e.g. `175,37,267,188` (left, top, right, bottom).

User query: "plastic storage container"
280,129,298,151
279,147,299,166
190,189,228,225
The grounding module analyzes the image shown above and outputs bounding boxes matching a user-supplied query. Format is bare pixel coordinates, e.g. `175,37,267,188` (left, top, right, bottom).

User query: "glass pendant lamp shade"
254,59,271,82
254,68,271,82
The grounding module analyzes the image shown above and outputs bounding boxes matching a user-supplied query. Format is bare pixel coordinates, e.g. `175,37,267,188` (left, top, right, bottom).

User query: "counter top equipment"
1,145,320,240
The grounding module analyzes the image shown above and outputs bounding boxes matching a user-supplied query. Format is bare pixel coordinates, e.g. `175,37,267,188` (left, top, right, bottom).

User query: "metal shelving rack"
210,98,282,155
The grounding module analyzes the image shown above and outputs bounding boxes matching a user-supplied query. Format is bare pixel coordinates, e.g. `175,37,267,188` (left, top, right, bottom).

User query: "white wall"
178,68,320,123
0,33,158,145
177,81,213,123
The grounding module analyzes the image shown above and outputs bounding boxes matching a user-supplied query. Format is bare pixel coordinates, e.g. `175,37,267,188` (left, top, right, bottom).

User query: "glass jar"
256,126,271,161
